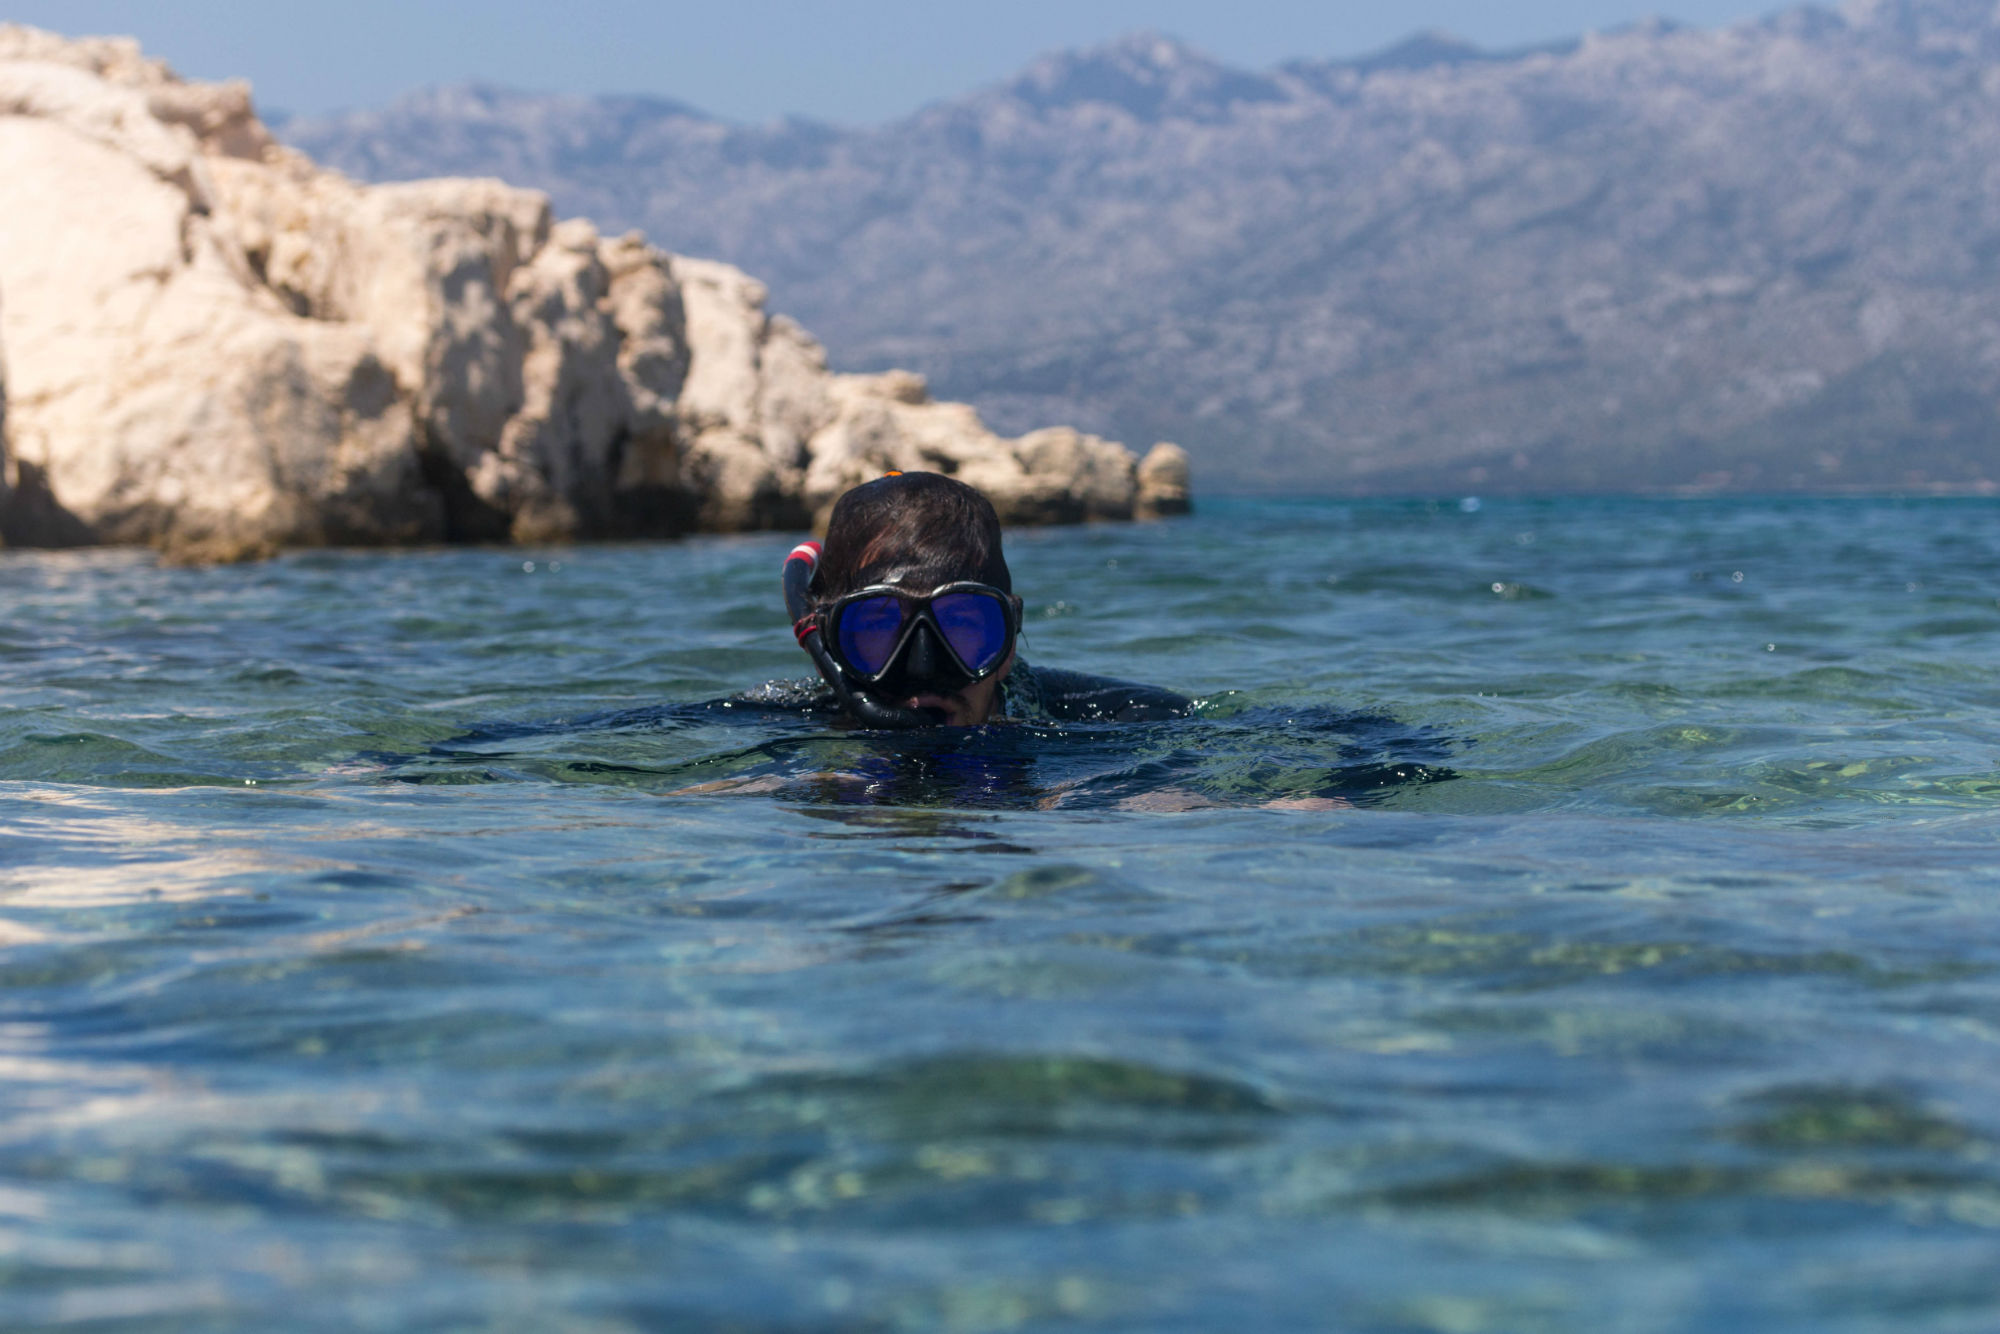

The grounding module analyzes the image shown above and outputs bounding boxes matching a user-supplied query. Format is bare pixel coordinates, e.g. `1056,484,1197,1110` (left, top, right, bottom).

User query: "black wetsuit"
733,661,1192,725
412,668,1452,809
999,664,1191,723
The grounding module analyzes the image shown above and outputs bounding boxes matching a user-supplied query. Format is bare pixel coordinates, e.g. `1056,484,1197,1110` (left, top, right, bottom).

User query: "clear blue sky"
6,0,1779,122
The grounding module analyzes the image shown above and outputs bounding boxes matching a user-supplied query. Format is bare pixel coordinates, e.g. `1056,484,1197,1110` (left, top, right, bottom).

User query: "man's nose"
900,622,960,690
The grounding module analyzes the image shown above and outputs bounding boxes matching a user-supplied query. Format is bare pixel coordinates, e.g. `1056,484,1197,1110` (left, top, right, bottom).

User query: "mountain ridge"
286,1,2000,493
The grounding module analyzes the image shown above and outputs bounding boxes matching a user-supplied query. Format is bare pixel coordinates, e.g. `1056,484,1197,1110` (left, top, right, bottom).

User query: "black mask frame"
816,582,1024,688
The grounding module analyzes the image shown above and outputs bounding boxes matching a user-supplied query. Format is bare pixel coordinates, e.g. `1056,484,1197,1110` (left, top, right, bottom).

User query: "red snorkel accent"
785,542,823,643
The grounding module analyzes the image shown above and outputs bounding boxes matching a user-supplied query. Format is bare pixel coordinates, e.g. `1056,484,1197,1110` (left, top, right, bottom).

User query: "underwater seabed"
3,496,2000,1330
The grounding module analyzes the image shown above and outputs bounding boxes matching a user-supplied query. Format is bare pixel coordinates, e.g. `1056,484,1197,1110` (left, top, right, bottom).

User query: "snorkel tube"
783,541,940,729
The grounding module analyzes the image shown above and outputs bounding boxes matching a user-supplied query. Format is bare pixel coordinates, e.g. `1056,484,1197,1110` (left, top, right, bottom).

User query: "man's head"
817,471,1011,597
812,472,1018,726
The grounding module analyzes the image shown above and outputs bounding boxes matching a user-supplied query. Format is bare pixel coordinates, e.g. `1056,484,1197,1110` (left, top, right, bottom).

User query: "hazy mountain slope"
286,0,2000,493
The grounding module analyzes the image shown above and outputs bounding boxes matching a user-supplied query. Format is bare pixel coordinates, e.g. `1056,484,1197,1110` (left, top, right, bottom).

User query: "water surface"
4,497,2000,1331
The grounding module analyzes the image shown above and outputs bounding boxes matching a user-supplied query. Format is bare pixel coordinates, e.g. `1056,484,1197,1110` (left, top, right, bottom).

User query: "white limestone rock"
1137,442,1192,516
0,25,1180,560
0,96,421,560
0,286,9,539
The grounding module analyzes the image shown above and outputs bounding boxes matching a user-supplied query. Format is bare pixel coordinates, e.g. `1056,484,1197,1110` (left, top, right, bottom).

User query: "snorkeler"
784,471,1190,727
424,470,1440,809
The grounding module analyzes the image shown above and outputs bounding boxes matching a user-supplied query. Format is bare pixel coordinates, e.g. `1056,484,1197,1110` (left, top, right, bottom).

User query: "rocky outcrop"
0,290,9,542
285,1,2000,494
662,256,1185,531
0,27,1184,561
1135,442,1191,516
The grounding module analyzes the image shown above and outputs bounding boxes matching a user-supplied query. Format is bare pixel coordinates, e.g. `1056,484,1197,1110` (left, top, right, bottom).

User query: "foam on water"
2,497,1999,1331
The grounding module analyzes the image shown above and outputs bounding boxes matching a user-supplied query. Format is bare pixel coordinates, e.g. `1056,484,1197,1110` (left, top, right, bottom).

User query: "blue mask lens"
931,592,1011,674
835,595,908,676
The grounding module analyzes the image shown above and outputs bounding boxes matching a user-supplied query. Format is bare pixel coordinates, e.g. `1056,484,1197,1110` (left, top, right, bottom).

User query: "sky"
6,0,1782,123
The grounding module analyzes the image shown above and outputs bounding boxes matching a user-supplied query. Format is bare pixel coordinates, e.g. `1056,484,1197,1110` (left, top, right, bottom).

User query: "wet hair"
815,472,1012,602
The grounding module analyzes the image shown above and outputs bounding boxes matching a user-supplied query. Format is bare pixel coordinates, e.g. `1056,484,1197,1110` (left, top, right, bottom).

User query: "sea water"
2,496,1999,1332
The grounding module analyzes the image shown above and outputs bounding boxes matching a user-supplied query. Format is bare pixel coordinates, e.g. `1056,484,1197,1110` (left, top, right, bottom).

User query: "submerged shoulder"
1007,663,1192,723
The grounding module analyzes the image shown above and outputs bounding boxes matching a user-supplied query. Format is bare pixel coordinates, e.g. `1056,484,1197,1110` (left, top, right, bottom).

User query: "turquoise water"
3,496,2000,1331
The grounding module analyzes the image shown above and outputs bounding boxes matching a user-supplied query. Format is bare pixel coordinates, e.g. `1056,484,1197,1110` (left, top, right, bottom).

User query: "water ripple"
3,499,2000,1330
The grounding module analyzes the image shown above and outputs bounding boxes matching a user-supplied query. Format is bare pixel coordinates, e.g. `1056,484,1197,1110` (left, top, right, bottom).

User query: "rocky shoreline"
0,27,1187,562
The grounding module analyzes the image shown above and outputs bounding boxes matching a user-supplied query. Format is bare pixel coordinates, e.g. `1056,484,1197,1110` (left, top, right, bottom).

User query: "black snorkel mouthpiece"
783,542,942,729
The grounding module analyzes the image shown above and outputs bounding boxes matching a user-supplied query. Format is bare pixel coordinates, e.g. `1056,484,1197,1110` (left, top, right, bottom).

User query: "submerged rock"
0,27,1185,561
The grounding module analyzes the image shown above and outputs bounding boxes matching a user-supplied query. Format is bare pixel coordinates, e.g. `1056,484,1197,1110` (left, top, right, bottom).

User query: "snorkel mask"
783,542,1022,728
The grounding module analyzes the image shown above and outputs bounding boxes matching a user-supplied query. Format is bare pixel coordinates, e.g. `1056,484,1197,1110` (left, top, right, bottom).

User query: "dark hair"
815,472,1012,602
